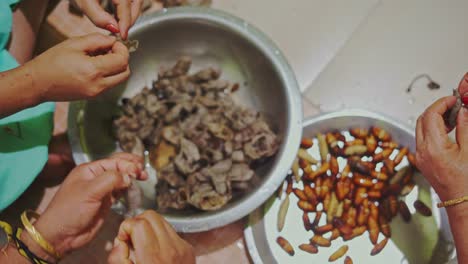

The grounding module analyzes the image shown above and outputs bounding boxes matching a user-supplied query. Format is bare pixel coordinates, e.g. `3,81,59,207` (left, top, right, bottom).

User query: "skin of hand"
108,210,196,264
26,33,130,102
415,75,468,263
20,153,148,262
73,0,144,39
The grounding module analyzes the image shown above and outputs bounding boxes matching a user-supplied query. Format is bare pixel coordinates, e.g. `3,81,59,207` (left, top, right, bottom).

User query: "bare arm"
0,245,31,264
446,203,468,263
0,64,40,118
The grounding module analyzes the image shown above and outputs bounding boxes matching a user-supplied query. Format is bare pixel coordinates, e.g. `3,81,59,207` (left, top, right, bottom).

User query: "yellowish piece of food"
152,141,177,170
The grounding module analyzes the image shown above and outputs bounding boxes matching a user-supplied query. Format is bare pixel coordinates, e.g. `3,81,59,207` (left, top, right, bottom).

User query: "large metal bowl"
68,7,302,232
245,109,456,263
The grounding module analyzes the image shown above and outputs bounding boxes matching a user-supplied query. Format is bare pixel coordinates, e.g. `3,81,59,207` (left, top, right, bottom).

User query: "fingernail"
113,238,121,248
123,174,131,185
106,24,120,34
462,93,468,105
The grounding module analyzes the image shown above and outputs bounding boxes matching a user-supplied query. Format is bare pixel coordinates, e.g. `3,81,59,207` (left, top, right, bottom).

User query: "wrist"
23,60,48,104
32,215,72,257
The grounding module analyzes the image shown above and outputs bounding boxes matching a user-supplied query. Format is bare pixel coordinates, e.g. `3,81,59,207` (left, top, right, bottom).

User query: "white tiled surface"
304,0,468,126
212,0,380,92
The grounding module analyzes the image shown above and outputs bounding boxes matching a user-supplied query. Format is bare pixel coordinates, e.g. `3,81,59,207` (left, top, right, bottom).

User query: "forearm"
446,202,468,263
0,63,42,118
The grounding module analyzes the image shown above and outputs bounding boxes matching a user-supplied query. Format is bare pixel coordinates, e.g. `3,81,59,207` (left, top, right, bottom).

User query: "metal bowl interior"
68,7,302,232
245,109,456,264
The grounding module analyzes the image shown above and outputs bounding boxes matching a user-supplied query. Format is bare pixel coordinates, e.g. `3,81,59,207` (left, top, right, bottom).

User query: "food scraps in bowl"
113,57,280,212
275,127,432,261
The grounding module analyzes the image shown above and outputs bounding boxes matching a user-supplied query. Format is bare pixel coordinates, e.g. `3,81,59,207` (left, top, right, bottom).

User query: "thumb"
71,33,116,53
80,0,119,31
108,238,133,264
88,171,131,201
456,107,468,148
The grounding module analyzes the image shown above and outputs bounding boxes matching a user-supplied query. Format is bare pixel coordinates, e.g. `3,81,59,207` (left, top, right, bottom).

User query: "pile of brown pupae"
276,127,432,263
114,57,280,212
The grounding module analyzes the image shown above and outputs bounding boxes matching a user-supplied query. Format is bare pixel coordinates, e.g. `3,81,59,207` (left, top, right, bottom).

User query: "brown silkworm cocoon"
344,145,368,156
372,127,391,142
299,243,318,254
301,138,314,149
293,188,307,201
350,128,369,139
328,245,349,262
345,139,365,147
368,216,380,245
370,237,389,256
327,193,339,222
333,217,353,236
379,141,399,149
277,236,295,256
407,152,417,167
379,215,391,237
366,135,377,153
302,212,313,231
344,256,353,264
354,187,368,206
370,171,388,181
326,133,339,148
353,174,374,187
373,148,393,162
400,182,415,196
312,211,323,228
383,159,395,175
314,224,334,235
310,235,331,247
298,200,316,212
399,200,411,222
389,166,410,185
330,156,339,176
357,203,370,226
305,163,329,181
394,147,408,166
414,200,432,217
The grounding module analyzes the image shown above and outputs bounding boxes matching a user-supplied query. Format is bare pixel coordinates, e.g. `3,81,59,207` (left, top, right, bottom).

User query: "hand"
29,153,147,259
415,77,468,202
74,0,144,39
28,33,130,102
108,210,195,264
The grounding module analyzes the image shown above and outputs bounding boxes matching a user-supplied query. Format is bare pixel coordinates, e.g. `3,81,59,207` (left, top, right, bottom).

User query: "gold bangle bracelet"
437,195,468,208
20,210,61,259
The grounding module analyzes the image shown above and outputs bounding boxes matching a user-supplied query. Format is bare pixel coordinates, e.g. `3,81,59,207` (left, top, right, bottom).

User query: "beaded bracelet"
437,195,468,208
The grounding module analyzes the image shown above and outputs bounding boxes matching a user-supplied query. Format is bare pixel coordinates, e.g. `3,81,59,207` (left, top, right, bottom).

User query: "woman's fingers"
72,33,116,53
420,96,456,148
113,0,132,39
101,66,131,89
118,217,161,263
108,238,133,264
88,171,131,200
79,0,119,31
92,41,129,77
131,0,144,24
110,152,143,165
456,107,468,149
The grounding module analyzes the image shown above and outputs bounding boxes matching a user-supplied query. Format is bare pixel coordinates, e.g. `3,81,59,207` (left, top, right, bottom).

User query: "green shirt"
0,0,55,211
